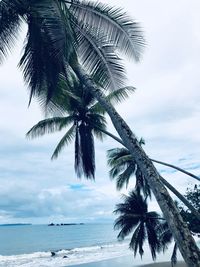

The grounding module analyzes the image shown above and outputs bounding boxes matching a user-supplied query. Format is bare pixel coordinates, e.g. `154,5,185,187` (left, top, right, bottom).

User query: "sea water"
0,224,132,267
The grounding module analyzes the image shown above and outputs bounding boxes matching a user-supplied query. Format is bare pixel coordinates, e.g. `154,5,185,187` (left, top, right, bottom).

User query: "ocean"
0,223,133,267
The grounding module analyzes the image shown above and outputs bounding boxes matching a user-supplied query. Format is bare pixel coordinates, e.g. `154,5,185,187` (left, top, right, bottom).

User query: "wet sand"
70,256,186,267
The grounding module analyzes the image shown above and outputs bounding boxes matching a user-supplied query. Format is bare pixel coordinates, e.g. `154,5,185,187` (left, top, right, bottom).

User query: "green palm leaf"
88,113,107,141
18,0,75,103
114,215,139,240
70,0,145,60
37,73,80,117
26,116,74,138
51,124,76,159
145,212,162,260
79,123,95,179
107,147,151,197
116,164,136,190
92,86,135,114
129,222,146,258
0,0,22,63
73,21,126,90
159,221,173,252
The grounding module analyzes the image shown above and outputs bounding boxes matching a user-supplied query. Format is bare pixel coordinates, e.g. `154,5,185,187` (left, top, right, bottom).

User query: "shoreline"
69,256,186,267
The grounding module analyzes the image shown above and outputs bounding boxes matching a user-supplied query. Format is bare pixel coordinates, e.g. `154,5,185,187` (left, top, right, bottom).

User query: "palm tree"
107,146,200,222
114,191,179,266
107,144,151,198
1,1,200,264
27,83,134,179
114,190,163,260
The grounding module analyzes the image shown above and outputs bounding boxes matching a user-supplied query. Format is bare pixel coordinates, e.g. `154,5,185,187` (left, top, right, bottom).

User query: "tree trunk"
151,159,200,182
75,65,200,267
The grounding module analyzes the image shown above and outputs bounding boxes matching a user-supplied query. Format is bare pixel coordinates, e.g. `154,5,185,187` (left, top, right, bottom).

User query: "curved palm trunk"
95,127,200,221
97,127,200,182
151,159,200,182
75,65,200,266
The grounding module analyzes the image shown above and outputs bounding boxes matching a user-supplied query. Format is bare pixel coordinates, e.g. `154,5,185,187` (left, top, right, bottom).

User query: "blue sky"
0,0,200,224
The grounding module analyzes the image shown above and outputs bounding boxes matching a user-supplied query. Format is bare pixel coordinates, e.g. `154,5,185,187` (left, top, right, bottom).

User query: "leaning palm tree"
107,144,151,198
27,83,135,179
114,190,163,260
107,146,200,222
1,1,200,264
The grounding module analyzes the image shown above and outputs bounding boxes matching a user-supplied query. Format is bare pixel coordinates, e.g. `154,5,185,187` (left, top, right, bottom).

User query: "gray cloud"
0,0,200,223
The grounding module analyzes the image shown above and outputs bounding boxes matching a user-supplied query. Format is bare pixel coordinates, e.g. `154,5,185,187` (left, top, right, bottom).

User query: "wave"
0,241,132,267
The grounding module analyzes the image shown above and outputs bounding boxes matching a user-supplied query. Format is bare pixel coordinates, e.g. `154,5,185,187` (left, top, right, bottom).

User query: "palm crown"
107,141,151,198
0,0,145,103
27,84,135,179
114,191,163,260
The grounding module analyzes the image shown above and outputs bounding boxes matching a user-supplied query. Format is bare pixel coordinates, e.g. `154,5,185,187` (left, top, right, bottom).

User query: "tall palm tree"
27,84,135,179
114,190,163,260
1,1,200,264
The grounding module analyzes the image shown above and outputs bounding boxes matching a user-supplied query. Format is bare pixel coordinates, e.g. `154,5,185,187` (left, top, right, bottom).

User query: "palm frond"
19,0,74,103
51,124,76,159
129,222,146,258
107,147,131,166
75,124,83,177
107,147,151,197
171,243,178,267
115,191,148,216
37,72,80,116
26,116,74,139
79,123,95,179
75,119,97,179
116,163,136,190
109,154,132,169
0,0,22,63
106,86,135,104
73,21,126,90
92,86,135,114
88,113,107,141
145,217,161,260
114,215,139,240
70,0,145,60
159,221,173,252
128,191,148,214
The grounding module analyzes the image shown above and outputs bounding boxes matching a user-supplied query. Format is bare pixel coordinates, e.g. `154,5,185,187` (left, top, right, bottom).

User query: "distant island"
0,223,32,226
48,223,84,226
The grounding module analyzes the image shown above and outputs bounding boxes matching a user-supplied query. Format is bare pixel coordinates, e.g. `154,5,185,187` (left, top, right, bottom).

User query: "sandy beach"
141,262,186,267
71,256,186,267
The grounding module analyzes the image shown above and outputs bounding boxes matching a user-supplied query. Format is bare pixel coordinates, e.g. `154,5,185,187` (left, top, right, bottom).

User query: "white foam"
0,241,132,267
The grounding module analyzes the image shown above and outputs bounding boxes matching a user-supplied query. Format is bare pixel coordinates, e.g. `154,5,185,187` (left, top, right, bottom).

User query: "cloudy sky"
0,0,200,224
